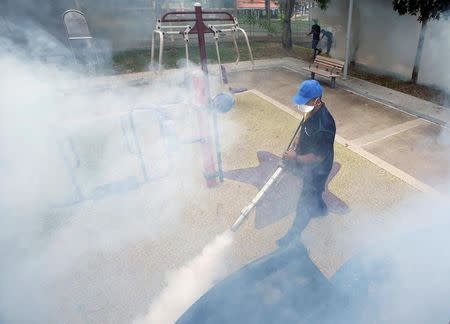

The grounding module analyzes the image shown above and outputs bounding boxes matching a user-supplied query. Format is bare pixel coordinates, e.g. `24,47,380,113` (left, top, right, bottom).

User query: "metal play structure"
62,9,100,73
56,4,244,206
149,3,253,188
150,5,254,74
58,104,196,204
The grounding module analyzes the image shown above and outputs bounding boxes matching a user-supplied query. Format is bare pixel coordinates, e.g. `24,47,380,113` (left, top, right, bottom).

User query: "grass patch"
112,40,314,73
348,66,449,107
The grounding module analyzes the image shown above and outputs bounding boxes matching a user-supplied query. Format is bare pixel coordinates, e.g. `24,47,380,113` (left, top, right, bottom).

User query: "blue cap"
292,80,323,105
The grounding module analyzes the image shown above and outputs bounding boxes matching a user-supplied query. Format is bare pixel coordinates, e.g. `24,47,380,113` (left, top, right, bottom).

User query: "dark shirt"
311,24,321,40
321,30,333,41
295,104,336,185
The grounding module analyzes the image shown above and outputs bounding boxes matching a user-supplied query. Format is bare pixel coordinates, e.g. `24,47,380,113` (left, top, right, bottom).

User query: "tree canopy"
392,0,450,22
316,0,331,10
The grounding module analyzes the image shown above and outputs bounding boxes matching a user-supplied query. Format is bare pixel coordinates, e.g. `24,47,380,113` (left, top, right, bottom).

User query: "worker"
277,80,336,247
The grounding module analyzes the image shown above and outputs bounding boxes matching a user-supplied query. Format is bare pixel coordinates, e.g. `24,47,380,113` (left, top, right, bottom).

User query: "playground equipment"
58,4,240,204
63,9,99,73
58,105,189,204
150,4,248,188
150,6,254,73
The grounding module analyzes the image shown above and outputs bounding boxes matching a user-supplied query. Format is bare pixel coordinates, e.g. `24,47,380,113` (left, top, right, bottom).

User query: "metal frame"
149,4,254,188
150,10,254,70
58,106,183,205
62,9,100,72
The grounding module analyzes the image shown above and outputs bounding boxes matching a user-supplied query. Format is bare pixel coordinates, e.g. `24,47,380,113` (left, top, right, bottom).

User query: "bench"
303,56,345,88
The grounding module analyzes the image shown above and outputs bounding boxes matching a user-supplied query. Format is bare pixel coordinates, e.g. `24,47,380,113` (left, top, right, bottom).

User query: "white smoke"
336,192,450,323
134,231,234,324
0,18,236,324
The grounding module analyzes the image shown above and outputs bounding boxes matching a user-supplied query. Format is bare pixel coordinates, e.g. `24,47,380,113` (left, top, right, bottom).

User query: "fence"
72,1,331,52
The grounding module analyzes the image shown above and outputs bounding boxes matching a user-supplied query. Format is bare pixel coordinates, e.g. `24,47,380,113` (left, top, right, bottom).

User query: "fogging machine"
231,118,304,232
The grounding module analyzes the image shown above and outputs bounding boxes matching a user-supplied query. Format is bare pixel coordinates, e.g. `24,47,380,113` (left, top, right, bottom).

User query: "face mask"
297,104,315,113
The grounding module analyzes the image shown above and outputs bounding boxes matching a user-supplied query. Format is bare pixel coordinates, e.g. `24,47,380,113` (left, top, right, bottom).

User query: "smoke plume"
134,231,234,324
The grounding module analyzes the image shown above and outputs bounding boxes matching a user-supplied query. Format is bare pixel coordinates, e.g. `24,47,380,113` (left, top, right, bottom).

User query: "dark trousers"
289,173,328,235
312,39,321,58
326,40,332,54
312,39,319,50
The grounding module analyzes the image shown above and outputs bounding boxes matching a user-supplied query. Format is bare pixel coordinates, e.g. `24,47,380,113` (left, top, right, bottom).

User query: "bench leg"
310,72,315,80
331,77,336,89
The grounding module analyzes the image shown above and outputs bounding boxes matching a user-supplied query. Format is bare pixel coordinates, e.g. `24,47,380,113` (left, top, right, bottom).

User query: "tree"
392,0,450,83
265,0,271,20
316,0,330,9
279,0,295,48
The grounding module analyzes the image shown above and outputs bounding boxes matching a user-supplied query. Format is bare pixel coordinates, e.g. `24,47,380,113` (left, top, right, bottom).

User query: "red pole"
192,71,218,188
192,4,218,187
161,4,219,187
194,3,209,74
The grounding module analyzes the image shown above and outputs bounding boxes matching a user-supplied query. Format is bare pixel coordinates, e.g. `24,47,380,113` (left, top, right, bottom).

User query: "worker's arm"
283,130,334,165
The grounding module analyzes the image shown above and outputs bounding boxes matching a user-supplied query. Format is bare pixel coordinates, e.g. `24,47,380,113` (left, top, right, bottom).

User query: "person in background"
277,80,336,247
308,19,322,58
321,29,333,55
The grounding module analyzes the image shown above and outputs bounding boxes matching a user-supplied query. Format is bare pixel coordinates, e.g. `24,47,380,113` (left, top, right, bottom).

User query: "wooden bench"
303,56,345,88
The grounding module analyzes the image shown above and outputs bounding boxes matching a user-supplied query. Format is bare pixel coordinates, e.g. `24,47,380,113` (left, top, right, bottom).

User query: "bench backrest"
313,56,345,75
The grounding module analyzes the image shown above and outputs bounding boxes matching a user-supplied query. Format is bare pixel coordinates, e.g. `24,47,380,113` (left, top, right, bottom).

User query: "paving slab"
228,67,416,141
364,121,450,189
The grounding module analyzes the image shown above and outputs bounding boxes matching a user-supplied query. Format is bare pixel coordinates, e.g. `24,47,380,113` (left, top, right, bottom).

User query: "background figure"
321,29,333,55
308,19,322,58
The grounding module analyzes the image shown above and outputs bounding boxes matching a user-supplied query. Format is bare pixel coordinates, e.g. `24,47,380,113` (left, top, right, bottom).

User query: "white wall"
420,18,450,93
312,0,450,95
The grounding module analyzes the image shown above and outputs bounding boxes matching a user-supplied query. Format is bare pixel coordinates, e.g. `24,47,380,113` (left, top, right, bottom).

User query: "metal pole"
194,3,208,74
342,0,354,80
74,0,81,10
192,72,218,188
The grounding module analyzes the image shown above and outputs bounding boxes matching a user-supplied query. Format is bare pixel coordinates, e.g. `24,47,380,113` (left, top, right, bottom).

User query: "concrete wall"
312,0,450,94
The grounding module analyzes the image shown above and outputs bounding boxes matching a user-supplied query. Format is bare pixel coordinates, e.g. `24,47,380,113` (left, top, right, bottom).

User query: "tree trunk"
265,0,270,20
281,0,295,49
411,19,427,84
